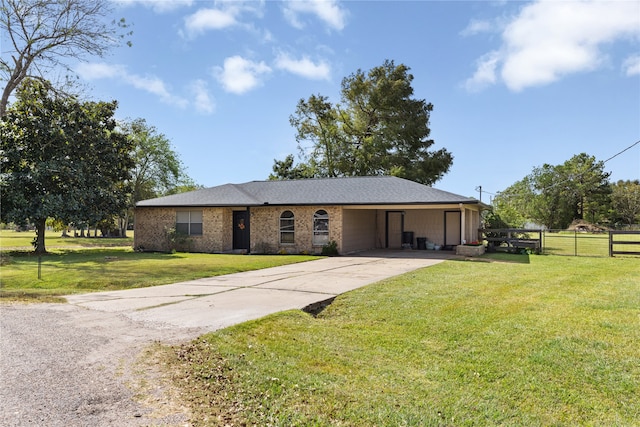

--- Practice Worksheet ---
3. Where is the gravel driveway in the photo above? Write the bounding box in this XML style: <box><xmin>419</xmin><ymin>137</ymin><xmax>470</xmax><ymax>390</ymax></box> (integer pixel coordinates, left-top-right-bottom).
<box><xmin>0</xmin><ymin>303</ymin><xmax>205</xmax><ymax>426</ymax></box>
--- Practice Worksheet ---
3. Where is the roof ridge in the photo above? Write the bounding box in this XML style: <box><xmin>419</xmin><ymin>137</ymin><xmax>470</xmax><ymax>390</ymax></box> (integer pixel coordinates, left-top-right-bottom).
<box><xmin>232</xmin><ymin>182</ymin><xmax>263</xmax><ymax>204</ymax></box>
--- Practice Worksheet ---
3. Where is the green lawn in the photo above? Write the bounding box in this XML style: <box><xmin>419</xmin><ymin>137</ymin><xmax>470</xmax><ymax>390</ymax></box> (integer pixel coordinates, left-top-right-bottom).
<box><xmin>164</xmin><ymin>255</ymin><xmax>640</xmax><ymax>426</ymax></box>
<box><xmin>0</xmin><ymin>230</ymin><xmax>318</xmax><ymax>301</ymax></box>
<box><xmin>542</xmin><ymin>231</ymin><xmax>640</xmax><ymax>257</ymax></box>
<box><xmin>0</xmin><ymin>229</ymin><xmax>135</xmax><ymax>249</ymax></box>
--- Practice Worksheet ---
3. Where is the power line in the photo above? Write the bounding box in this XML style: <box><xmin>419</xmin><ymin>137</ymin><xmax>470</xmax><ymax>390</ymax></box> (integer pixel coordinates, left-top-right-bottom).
<box><xmin>602</xmin><ymin>140</ymin><xmax>639</xmax><ymax>164</ymax></box>
<box><xmin>493</xmin><ymin>139</ymin><xmax>640</xmax><ymax>200</ymax></box>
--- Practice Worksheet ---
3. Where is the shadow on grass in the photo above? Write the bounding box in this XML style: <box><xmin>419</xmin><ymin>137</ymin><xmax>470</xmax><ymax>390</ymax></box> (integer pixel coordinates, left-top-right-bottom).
<box><xmin>453</xmin><ymin>253</ymin><xmax>532</xmax><ymax>264</ymax></box>
<box><xmin>3</xmin><ymin>249</ymin><xmax>178</xmax><ymax>261</ymax></box>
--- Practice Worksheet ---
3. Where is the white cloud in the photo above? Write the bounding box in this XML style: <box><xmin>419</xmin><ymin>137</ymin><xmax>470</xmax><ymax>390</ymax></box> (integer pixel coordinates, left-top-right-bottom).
<box><xmin>76</xmin><ymin>62</ymin><xmax>188</xmax><ymax>109</ymax></box>
<box><xmin>76</xmin><ymin>62</ymin><xmax>125</xmax><ymax>79</ymax></box>
<box><xmin>182</xmin><ymin>1</ymin><xmax>266</xmax><ymax>38</ymax></box>
<box><xmin>283</xmin><ymin>0</ymin><xmax>347</xmax><ymax>31</ymax></box>
<box><xmin>274</xmin><ymin>53</ymin><xmax>330</xmax><ymax>80</ymax></box>
<box><xmin>460</xmin><ymin>19</ymin><xmax>494</xmax><ymax>37</ymax></box>
<box><xmin>184</xmin><ymin>8</ymin><xmax>237</xmax><ymax>36</ymax></box>
<box><xmin>463</xmin><ymin>51</ymin><xmax>500</xmax><ymax>92</ymax></box>
<box><xmin>464</xmin><ymin>0</ymin><xmax>640</xmax><ymax>92</ymax></box>
<box><xmin>115</xmin><ymin>0</ymin><xmax>194</xmax><ymax>13</ymax></box>
<box><xmin>623</xmin><ymin>55</ymin><xmax>640</xmax><ymax>76</ymax></box>
<box><xmin>189</xmin><ymin>79</ymin><xmax>215</xmax><ymax>114</ymax></box>
<box><xmin>212</xmin><ymin>56</ymin><xmax>271</xmax><ymax>94</ymax></box>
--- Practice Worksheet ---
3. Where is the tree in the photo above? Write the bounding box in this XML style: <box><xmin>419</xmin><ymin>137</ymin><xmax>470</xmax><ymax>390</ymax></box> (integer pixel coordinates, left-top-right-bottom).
<box><xmin>271</xmin><ymin>60</ymin><xmax>453</xmax><ymax>185</ymax></box>
<box><xmin>0</xmin><ymin>0</ymin><xmax>131</xmax><ymax>117</ymax></box>
<box><xmin>0</xmin><ymin>79</ymin><xmax>134</xmax><ymax>253</ymax></box>
<box><xmin>118</xmin><ymin>118</ymin><xmax>197</xmax><ymax>236</ymax></box>
<box><xmin>494</xmin><ymin>153</ymin><xmax>611</xmax><ymax>229</ymax></box>
<box><xmin>269</xmin><ymin>154</ymin><xmax>316</xmax><ymax>180</ymax></box>
<box><xmin>610</xmin><ymin>180</ymin><xmax>640</xmax><ymax>226</ymax></box>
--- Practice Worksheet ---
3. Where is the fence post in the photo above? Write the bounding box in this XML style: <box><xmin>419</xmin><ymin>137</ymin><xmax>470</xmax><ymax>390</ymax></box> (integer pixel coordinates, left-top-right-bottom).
<box><xmin>609</xmin><ymin>231</ymin><xmax>612</xmax><ymax>257</ymax></box>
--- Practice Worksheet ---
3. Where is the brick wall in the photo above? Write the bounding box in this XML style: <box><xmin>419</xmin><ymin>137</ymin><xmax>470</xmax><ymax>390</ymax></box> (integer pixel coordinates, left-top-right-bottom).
<box><xmin>250</xmin><ymin>205</ymin><xmax>342</xmax><ymax>254</ymax></box>
<box><xmin>134</xmin><ymin>207</ymin><xmax>229</xmax><ymax>253</ymax></box>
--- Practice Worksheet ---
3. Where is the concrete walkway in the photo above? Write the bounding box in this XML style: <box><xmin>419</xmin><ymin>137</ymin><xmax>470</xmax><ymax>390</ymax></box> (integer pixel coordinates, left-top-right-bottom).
<box><xmin>66</xmin><ymin>250</ymin><xmax>453</xmax><ymax>332</ymax></box>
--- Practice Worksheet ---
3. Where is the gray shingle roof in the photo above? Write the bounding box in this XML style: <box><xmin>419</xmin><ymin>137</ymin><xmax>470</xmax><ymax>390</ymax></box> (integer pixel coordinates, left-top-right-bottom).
<box><xmin>136</xmin><ymin>176</ymin><xmax>480</xmax><ymax>207</ymax></box>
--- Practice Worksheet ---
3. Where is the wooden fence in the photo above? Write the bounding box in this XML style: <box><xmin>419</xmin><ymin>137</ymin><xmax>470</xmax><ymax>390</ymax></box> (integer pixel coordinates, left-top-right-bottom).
<box><xmin>479</xmin><ymin>229</ymin><xmax>542</xmax><ymax>254</ymax></box>
<box><xmin>609</xmin><ymin>231</ymin><xmax>640</xmax><ymax>257</ymax></box>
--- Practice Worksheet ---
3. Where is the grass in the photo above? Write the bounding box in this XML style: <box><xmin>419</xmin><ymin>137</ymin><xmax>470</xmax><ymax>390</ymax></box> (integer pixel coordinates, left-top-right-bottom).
<box><xmin>163</xmin><ymin>255</ymin><xmax>640</xmax><ymax>426</ymax></box>
<box><xmin>542</xmin><ymin>231</ymin><xmax>640</xmax><ymax>257</ymax></box>
<box><xmin>0</xmin><ymin>230</ymin><xmax>318</xmax><ymax>302</ymax></box>
<box><xmin>0</xmin><ymin>229</ymin><xmax>135</xmax><ymax>249</ymax></box>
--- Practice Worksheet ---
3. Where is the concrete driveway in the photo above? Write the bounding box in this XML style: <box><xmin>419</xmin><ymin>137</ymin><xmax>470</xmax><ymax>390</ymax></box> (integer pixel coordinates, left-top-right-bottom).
<box><xmin>66</xmin><ymin>250</ymin><xmax>453</xmax><ymax>332</ymax></box>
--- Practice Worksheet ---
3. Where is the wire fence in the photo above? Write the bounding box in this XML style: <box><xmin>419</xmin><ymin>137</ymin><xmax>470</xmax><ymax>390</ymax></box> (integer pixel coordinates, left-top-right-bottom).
<box><xmin>542</xmin><ymin>230</ymin><xmax>640</xmax><ymax>257</ymax></box>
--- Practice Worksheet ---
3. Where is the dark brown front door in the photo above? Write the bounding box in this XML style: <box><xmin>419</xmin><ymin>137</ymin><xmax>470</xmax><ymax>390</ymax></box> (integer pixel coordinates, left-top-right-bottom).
<box><xmin>233</xmin><ymin>210</ymin><xmax>250</xmax><ymax>251</ymax></box>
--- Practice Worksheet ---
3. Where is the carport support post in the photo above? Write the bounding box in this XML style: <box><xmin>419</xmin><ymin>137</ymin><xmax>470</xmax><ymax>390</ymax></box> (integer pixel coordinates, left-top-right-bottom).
<box><xmin>459</xmin><ymin>204</ymin><xmax>466</xmax><ymax>244</ymax></box>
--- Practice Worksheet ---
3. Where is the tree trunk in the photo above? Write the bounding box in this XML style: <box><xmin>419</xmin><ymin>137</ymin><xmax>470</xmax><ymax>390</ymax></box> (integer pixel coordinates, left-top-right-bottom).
<box><xmin>34</xmin><ymin>218</ymin><xmax>47</xmax><ymax>254</ymax></box>
<box><xmin>120</xmin><ymin>213</ymin><xmax>129</xmax><ymax>238</ymax></box>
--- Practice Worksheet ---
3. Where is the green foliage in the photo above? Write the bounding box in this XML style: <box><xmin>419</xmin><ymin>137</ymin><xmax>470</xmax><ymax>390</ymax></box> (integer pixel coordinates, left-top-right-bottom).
<box><xmin>495</xmin><ymin>153</ymin><xmax>611</xmax><ymax>229</ymax></box>
<box><xmin>610</xmin><ymin>179</ymin><xmax>640</xmax><ymax>225</ymax></box>
<box><xmin>164</xmin><ymin>226</ymin><xmax>190</xmax><ymax>253</ymax></box>
<box><xmin>271</xmin><ymin>60</ymin><xmax>453</xmax><ymax>185</ymax></box>
<box><xmin>321</xmin><ymin>240</ymin><xmax>339</xmax><ymax>256</ymax></box>
<box><xmin>120</xmin><ymin>118</ymin><xmax>195</xmax><ymax>203</ymax></box>
<box><xmin>0</xmin><ymin>79</ymin><xmax>134</xmax><ymax>253</ymax></box>
<box><xmin>166</xmin><ymin>256</ymin><xmax>639</xmax><ymax>425</ymax></box>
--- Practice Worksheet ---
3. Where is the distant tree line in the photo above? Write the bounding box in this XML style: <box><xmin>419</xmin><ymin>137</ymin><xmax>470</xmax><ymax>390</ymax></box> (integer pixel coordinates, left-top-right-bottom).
<box><xmin>490</xmin><ymin>153</ymin><xmax>640</xmax><ymax>230</ymax></box>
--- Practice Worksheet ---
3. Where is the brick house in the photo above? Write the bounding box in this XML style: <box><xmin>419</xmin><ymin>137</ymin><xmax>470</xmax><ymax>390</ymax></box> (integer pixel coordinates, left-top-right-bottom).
<box><xmin>134</xmin><ymin>176</ymin><xmax>488</xmax><ymax>254</ymax></box>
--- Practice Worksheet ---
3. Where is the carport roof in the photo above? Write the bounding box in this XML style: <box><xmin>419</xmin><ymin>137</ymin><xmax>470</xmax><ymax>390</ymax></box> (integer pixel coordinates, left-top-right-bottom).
<box><xmin>136</xmin><ymin>176</ymin><xmax>483</xmax><ymax>208</ymax></box>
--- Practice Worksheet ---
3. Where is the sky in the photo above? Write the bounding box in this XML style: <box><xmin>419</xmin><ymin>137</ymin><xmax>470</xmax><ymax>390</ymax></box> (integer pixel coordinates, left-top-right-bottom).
<box><xmin>70</xmin><ymin>0</ymin><xmax>639</xmax><ymax>201</ymax></box>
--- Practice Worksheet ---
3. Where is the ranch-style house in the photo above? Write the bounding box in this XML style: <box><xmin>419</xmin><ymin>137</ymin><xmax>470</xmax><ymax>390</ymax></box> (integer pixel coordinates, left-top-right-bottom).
<box><xmin>134</xmin><ymin>176</ymin><xmax>488</xmax><ymax>255</ymax></box>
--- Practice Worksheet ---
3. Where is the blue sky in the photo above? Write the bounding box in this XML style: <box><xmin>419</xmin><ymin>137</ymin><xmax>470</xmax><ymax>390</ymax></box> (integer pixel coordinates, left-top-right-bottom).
<box><xmin>74</xmin><ymin>0</ymin><xmax>639</xmax><ymax>201</ymax></box>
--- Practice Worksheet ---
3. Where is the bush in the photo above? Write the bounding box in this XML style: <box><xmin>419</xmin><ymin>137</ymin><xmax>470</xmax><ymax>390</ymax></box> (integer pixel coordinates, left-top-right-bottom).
<box><xmin>321</xmin><ymin>240</ymin><xmax>339</xmax><ymax>256</ymax></box>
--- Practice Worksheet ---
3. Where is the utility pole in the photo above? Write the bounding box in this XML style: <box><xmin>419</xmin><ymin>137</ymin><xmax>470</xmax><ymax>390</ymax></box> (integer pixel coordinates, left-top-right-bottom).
<box><xmin>475</xmin><ymin>185</ymin><xmax>482</xmax><ymax>202</ymax></box>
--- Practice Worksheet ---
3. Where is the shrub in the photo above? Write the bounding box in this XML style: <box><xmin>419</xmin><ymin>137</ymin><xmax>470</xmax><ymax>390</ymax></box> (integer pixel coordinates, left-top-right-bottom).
<box><xmin>321</xmin><ymin>240</ymin><xmax>339</xmax><ymax>256</ymax></box>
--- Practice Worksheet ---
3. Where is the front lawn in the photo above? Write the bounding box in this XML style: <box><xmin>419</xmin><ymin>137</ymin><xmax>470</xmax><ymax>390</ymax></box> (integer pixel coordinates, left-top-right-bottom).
<box><xmin>0</xmin><ymin>248</ymin><xmax>318</xmax><ymax>302</ymax></box>
<box><xmin>0</xmin><ymin>229</ymin><xmax>134</xmax><ymax>250</ymax></box>
<box><xmin>164</xmin><ymin>255</ymin><xmax>640</xmax><ymax>426</ymax></box>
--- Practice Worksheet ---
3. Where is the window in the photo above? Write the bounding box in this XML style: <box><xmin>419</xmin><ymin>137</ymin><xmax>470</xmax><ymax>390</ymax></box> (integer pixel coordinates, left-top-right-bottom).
<box><xmin>176</xmin><ymin>210</ymin><xmax>203</xmax><ymax>236</ymax></box>
<box><xmin>313</xmin><ymin>209</ymin><xmax>329</xmax><ymax>246</ymax></box>
<box><xmin>280</xmin><ymin>211</ymin><xmax>295</xmax><ymax>244</ymax></box>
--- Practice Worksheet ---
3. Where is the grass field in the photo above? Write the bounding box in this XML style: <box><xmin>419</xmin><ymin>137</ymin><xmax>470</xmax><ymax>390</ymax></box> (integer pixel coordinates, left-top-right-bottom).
<box><xmin>0</xmin><ymin>229</ymin><xmax>135</xmax><ymax>249</ymax></box>
<box><xmin>163</xmin><ymin>255</ymin><xmax>640</xmax><ymax>426</ymax></box>
<box><xmin>0</xmin><ymin>230</ymin><xmax>317</xmax><ymax>301</ymax></box>
<box><xmin>542</xmin><ymin>231</ymin><xmax>640</xmax><ymax>257</ymax></box>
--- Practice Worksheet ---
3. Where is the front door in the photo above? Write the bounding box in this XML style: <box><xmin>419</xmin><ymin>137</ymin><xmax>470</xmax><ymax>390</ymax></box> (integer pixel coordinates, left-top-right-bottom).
<box><xmin>233</xmin><ymin>210</ymin><xmax>250</xmax><ymax>251</ymax></box>
<box><xmin>386</xmin><ymin>211</ymin><xmax>403</xmax><ymax>249</ymax></box>
<box><xmin>444</xmin><ymin>211</ymin><xmax>461</xmax><ymax>248</ymax></box>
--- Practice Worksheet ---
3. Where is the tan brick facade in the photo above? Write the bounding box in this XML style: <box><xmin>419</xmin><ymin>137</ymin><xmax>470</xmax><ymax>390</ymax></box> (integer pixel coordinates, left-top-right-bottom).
<box><xmin>134</xmin><ymin>205</ymin><xmax>481</xmax><ymax>254</ymax></box>
<box><xmin>249</xmin><ymin>205</ymin><xmax>342</xmax><ymax>254</ymax></box>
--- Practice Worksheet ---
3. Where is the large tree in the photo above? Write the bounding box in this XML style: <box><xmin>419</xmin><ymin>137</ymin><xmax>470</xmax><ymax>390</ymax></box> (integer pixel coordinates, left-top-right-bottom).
<box><xmin>271</xmin><ymin>60</ymin><xmax>453</xmax><ymax>185</ymax></box>
<box><xmin>118</xmin><ymin>118</ymin><xmax>197</xmax><ymax>236</ymax></box>
<box><xmin>0</xmin><ymin>0</ymin><xmax>130</xmax><ymax>116</ymax></box>
<box><xmin>0</xmin><ymin>79</ymin><xmax>134</xmax><ymax>253</ymax></box>
<box><xmin>610</xmin><ymin>180</ymin><xmax>640</xmax><ymax>226</ymax></box>
<box><xmin>494</xmin><ymin>153</ymin><xmax>611</xmax><ymax>229</ymax></box>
